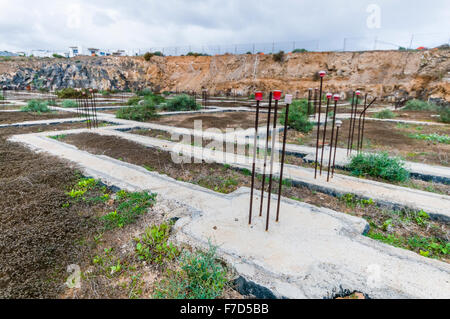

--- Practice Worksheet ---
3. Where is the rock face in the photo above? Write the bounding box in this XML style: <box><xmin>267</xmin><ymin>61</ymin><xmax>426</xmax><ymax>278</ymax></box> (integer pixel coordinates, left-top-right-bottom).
<box><xmin>0</xmin><ymin>50</ymin><xmax>449</xmax><ymax>102</ymax></box>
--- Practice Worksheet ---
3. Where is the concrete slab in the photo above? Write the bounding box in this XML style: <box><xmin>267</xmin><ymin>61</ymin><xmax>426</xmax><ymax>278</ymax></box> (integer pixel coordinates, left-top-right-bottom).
<box><xmin>8</xmin><ymin>133</ymin><xmax>450</xmax><ymax>299</ymax></box>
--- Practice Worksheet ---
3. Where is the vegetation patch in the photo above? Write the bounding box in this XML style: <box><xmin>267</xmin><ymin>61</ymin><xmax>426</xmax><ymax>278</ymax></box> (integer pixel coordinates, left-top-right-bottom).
<box><xmin>373</xmin><ymin>109</ymin><xmax>396</xmax><ymax>119</ymax></box>
<box><xmin>134</xmin><ymin>223</ymin><xmax>180</xmax><ymax>265</ymax></box>
<box><xmin>439</xmin><ymin>107</ymin><xmax>450</xmax><ymax>123</ymax></box>
<box><xmin>56</xmin><ymin>88</ymin><xmax>82</xmax><ymax>99</ymax></box>
<box><xmin>162</xmin><ymin>94</ymin><xmax>201</xmax><ymax>112</ymax></box>
<box><xmin>279</xmin><ymin>99</ymin><xmax>313</xmax><ymax>133</ymax></box>
<box><xmin>408</xmin><ymin>133</ymin><xmax>450</xmax><ymax>144</ymax></box>
<box><xmin>403</xmin><ymin>99</ymin><xmax>438</xmax><ymax>111</ymax></box>
<box><xmin>21</xmin><ymin>99</ymin><xmax>51</xmax><ymax>113</ymax></box>
<box><xmin>116</xmin><ymin>103</ymin><xmax>159</xmax><ymax>121</ymax></box>
<box><xmin>62</xmin><ymin>99</ymin><xmax>77</xmax><ymax>108</ymax></box>
<box><xmin>153</xmin><ymin>244</ymin><xmax>229</xmax><ymax>299</ymax></box>
<box><xmin>101</xmin><ymin>190</ymin><xmax>157</xmax><ymax>230</ymax></box>
<box><xmin>348</xmin><ymin>152</ymin><xmax>410</xmax><ymax>182</ymax></box>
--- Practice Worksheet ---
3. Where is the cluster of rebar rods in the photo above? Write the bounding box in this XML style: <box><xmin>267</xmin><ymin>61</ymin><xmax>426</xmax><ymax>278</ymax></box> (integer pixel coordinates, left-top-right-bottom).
<box><xmin>249</xmin><ymin>91</ymin><xmax>292</xmax><ymax>231</ymax></box>
<box><xmin>202</xmin><ymin>90</ymin><xmax>209</xmax><ymax>108</ymax></box>
<box><xmin>75</xmin><ymin>89</ymin><xmax>99</xmax><ymax>129</ymax></box>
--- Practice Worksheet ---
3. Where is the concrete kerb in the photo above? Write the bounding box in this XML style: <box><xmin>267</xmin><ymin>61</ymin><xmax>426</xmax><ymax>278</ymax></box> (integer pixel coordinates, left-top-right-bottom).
<box><xmin>8</xmin><ymin>132</ymin><xmax>450</xmax><ymax>299</ymax></box>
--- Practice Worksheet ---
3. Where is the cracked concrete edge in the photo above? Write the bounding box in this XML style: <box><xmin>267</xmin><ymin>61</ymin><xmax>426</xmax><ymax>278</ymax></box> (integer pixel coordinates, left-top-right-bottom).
<box><xmin>173</xmin><ymin>188</ymin><xmax>450</xmax><ymax>299</ymax></box>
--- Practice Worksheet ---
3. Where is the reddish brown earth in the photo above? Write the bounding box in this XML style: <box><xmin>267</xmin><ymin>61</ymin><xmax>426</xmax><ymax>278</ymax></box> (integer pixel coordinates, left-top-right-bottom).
<box><xmin>148</xmin><ymin>111</ymin><xmax>266</xmax><ymax>130</ymax></box>
<box><xmin>0</xmin><ymin>111</ymin><xmax>75</xmax><ymax>124</ymax></box>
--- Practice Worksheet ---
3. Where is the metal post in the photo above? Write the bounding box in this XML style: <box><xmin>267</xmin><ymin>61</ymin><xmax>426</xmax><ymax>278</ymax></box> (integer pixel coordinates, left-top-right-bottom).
<box><xmin>332</xmin><ymin>122</ymin><xmax>341</xmax><ymax>177</ymax></box>
<box><xmin>320</xmin><ymin>93</ymin><xmax>332</xmax><ymax>175</ymax></box>
<box><xmin>358</xmin><ymin>97</ymin><xmax>377</xmax><ymax>152</ymax></box>
<box><xmin>266</xmin><ymin>90</ymin><xmax>281</xmax><ymax>231</ymax></box>
<box><xmin>307</xmin><ymin>88</ymin><xmax>312</xmax><ymax>115</ymax></box>
<box><xmin>313</xmin><ymin>88</ymin><xmax>318</xmax><ymax>115</ymax></box>
<box><xmin>276</xmin><ymin>94</ymin><xmax>292</xmax><ymax>222</ymax></box>
<box><xmin>314</xmin><ymin>71</ymin><xmax>326</xmax><ymax>179</ymax></box>
<box><xmin>357</xmin><ymin>94</ymin><xmax>367</xmax><ymax>152</ymax></box>
<box><xmin>349</xmin><ymin>91</ymin><xmax>360</xmax><ymax>154</ymax></box>
<box><xmin>327</xmin><ymin>95</ymin><xmax>339</xmax><ymax>182</ymax></box>
<box><xmin>249</xmin><ymin>94</ymin><xmax>262</xmax><ymax>225</ymax></box>
<box><xmin>259</xmin><ymin>92</ymin><xmax>273</xmax><ymax>217</ymax></box>
<box><xmin>347</xmin><ymin>92</ymin><xmax>355</xmax><ymax>155</ymax></box>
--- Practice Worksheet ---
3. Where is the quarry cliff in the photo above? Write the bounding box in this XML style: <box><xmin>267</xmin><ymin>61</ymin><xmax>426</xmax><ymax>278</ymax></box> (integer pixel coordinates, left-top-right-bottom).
<box><xmin>0</xmin><ymin>49</ymin><xmax>449</xmax><ymax>102</ymax></box>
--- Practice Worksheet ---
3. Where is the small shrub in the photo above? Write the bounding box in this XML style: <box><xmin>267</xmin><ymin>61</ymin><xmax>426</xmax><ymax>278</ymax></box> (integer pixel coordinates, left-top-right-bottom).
<box><xmin>21</xmin><ymin>99</ymin><xmax>51</xmax><ymax>113</ymax></box>
<box><xmin>116</xmin><ymin>103</ymin><xmax>159</xmax><ymax>121</ymax></box>
<box><xmin>186</xmin><ymin>52</ymin><xmax>209</xmax><ymax>57</ymax></box>
<box><xmin>153</xmin><ymin>244</ymin><xmax>228</xmax><ymax>299</ymax></box>
<box><xmin>403</xmin><ymin>99</ymin><xmax>438</xmax><ymax>111</ymax></box>
<box><xmin>143</xmin><ymin>52</ymin><xmax>154</xmax><ymax>61</ymax></box>
<box><xmin>349</xmin><ymin>152</ymin><xmax>410</xmax><ymax>182</ymax></box>
<box><xmin>163</xmin><ymin>94</ymin><xmax>201</xmax><ymax>111</ymax></box>
<box><xmin>127</xmin><ymin>96</ymin><xmax>142</xmax><ymax>105</ymax></box>
<box><xmin>61</xmin><ymin>99</ymin><xmax>77</xmax><ymax>108</ymax></box>
<box><xmin>0</xmin><ymin>94</ymin><xmax>4</xmax><ymax>100</ymax></box>
<box><xmin>439</xmin><ymin>107</ymin><xmax>450</xmax><ymax>123</ymax></box>
<box><xmin>134</xmin><ymin>223</ymin><xmax>180</xmax><ymax>265</ymax></box>
<box><xmin>373</xmin><ymin>109</ymin><xmax>396</xmax><ymax>119</ymax></box>
<box><xmin>56</xmin><ymin>88</ymin><xmax>82</xmax><ymax>99</ymax></box>
<box><xmin>46</xmin><ymin>99</ymin><xmax>57</xmax><ymax>106</ymax></box>
<box><xmin>279</xmin><ymin>99</ymin><xmax>313</xmax><ymax>133</ymax></box>
<box><xmin>292</xmin><ymin>48</ymin><xmax>308</xmax><ymax>53</ymax></box>
<box><xmin>101</xmin><ymin>191</ymin><xmax>157</xmax><ymax>229</ymax></box>
<box><xmin>52</xmin><ymin>53</ymin><xmax>65</xmax><ymax>59</ymax></box>
<box><xmin>273</xmin><ymin>50</ymin><xmax>285</xmax><ymax>62</ymax></box>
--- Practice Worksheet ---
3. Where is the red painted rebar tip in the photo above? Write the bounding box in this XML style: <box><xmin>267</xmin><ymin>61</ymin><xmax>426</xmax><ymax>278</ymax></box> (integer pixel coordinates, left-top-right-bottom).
<box><xmin>273</xmin><ymin>90</ymin><xmax>282</xmax><ymax>100</ymax></box>
<box><xmin>356</xmin><ymin>90</ymin><xmax>361</xmax><ymax>96</ymax></box>
<box><xmin>319</xmin><ymin>70</ymin><xmax>326</xmax><ymax>78</ymax></box>
<box><xmin>326</xmin><ymin>93</ymin><xmax>332</xmax><ymax>99</ymax></box>
<box><xmin>333</xmin><ymin>94</ymin><xmax>340</xmax><ymax>101</ymax></box>
<box><xmin>255</xmin><ymin>91</ymin><xmax>263</xmax><ymax>101</ymax></box>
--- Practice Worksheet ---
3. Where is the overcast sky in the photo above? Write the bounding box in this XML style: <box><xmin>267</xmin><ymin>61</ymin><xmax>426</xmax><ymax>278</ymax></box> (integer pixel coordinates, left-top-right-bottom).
<box><xmin>0</xmin><ymin>0</ymin><xmax>449</xmax><ymax>52</ymax></box>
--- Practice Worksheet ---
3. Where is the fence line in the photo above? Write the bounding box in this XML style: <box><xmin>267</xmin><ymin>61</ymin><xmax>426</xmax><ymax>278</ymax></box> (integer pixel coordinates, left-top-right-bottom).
<box><xmin>16</xmin><ymin>33</ymin><xmax>450</xmax><ymax>58</ymax></box>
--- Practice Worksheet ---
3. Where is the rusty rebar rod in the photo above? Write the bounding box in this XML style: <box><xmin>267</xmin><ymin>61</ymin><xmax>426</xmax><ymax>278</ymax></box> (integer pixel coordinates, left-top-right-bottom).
<box><xmin>313</xmin><ymin>88</ymin><xmax>318</xmax><ymax>115</ymax></box>
<box><xmin>347</xmin><ymin>92</ymin><xmax>355</xmax><ymax>156</ymax></box>
<box><xmin>266</xmin><ymin>91</ymin><xmax>281</xmax><ymax>231</ymax></box>
<box><xmin>259</xmin><ymin>92</ymin><xmax>273</xmax><ymax>217</ymax></box>
<box><xmin>319</xmin><ymin>93</ymin><xmax>332</xmax><ymax>175</ymax></box>
<box><xmin>327</xmin><ymin>95</ymin><xmax>339</xmax><ymax>182</ymax></box>
<box><xmin>249</xmin><ymin>94</ymin><xmax>262</xmax><ymax>225</ymax></box>
<box><xmin>357</xmin><ymin>94</ymin><xmax>367</xmax><ymax>152</ymax></box>
<box><xmin>349</xmin><ymin>91</ymin><xmax>360</xmax><ymax>154</ymax></box>
<box><xmin>358</xmin><ymin>97</ymin><xmax>377</xmax><ymax>152</ymax></box>
<box><xmin>332</xmin><ymin>122</ymin><xmax>341</xmax><ymax>178</ymax></box>
<box><xmin>314</xmin><ymin>72</ymin><xmax>325</xmax><ymax>178</ymax></box>
<box><xmin>276</xmin><ymin>95</ymin><xmax>292</xmax><ymax>223</ymax></box>
<box><xmin>307</xmin><ymin>88</ymin><xmax>312</xmax><ymax>115</ymax></box>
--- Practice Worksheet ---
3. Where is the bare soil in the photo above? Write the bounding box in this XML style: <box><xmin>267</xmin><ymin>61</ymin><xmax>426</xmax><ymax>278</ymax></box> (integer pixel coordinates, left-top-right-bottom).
<box><xmin>0</xmin><ymin>111</ymin><xmax>75</xmax><ymax>124</ymax></box>
<box><xmin>147</xmin><ymin>111</ymin><xmax>265</xmax><ymax>130</ymax></box>
<box><xmin>284</xmin><ymin>120</ymin><xmax>450</xmax><ymax>167</ymax></box>
<box><xmin>0</xmin><ymin>131</ymin><xmax>110</xmax><ymax>298</ymax></box>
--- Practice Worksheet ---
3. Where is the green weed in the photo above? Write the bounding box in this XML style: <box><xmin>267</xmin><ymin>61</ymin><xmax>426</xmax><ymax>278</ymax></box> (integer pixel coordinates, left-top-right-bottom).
<box><xmin>348</xmin><ymin>152</ymin><xmax>410</xmax><ymax>182</ymax></box>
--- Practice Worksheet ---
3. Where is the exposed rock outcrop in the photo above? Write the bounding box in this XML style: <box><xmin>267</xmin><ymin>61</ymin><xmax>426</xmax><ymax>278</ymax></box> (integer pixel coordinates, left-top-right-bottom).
<box><xmin>0</xmin><ymin>49</ymin><xmax>449</xmax><ymax>102</ymax></box>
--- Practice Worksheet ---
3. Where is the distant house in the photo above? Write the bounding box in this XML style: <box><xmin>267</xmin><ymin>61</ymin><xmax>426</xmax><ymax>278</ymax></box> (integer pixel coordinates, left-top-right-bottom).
<box><xmin>69</xmin><ymin>46</ymin><xmax>81</xmax><ymax>57</ymax></box>
<box><xmin>87</xmin><ymin>48</ymin><xmax>100</xmax><ymax>56</ymax></box>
